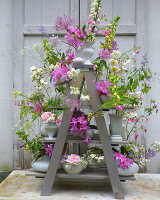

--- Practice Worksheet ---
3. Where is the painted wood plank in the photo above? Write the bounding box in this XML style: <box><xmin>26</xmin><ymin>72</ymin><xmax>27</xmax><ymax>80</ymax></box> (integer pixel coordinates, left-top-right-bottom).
<box><xmin>23</xmin><ymin>24</ymin><xmax>137</xmax><ymax>35</ymax></box>
<box><xmin>24</xmin><ymin>0</ymin><xmax>42</xmax><ymax>25</ymax></box>
<box><xmin>13</xmin><ymin>0</ymin><xmax>26</xmax><ymax>169</ymax></box>
<box><xmin>113</xmin><ymin>0</ymin><xmax>136</xmax><ymax>24</ymax></box>
<box><xmin>41</xmin><ymin>0</ymin><xmax>79</xmax><ymax>27</ymax></box>
<box><xmin>85</xmin><ymin>69</ymin><xmax>124</xmax><ymax>199</ymax></box>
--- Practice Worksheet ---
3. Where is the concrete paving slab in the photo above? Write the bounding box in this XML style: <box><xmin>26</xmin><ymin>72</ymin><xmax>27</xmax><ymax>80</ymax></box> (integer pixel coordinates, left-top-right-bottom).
<box><xmin>0</xmin><ymin>170</ymin><xmax>160</xmax><ymax>200</ymax></box>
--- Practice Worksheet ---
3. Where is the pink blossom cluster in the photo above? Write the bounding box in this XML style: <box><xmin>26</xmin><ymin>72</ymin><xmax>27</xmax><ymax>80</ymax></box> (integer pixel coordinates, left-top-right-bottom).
<box><xmin>66</xmin><ymin>97</ymin><xmax>80</xmax><ymax>111</ymax></box>
<box><xmin>55</xmin><ymin>15</ymin><xmax>75</xmax><ymax>31</ymax></box>
<box><xmin>98</xmin><ymin>41</ymin><xmax>118</xmax><ymax>60</ymax></box>
<box><xmin>70</xmin><ymin>109</ymin><xmax>90</xmax><ymax>136</ymax></box>
<box><xmin>14</xmin><ymin>101</ymin><xmax>21</xmax><ymax>106</ymax></box>
<box><xmin>66</xmin><ymin>154</ymin><xmax>81</xmax><ymax>164</ymax></box>
<box><xmin>41</xmin><ymin>112</ymin><xmax>52</xmax><ymax>123</ymax></box>
<box><xmin>63</xmin><ymin>50</ymin><xmax>75</xmax><ymax>66</ymax></box>
<box><xmin>114</xmin><ymin>151</ymin><xmax>133</xmax><ymax>169</ymax></box>
<box><xmin>51</xmin><ymin>65</ymin><xmax>70</xmax><ymax>85</ymax></box>
<box><xmin>44</xmin><ymin>143</ymin><xmax>54</xmax><ymax>158</ymax></box>
<box><xmin>116</xmin><ymin>105</ymin><xmax>124</xmax><ymax>112</ymax></box>
<box><xmin>96</xmin><ymin>80</ymin><xmax>113</xmax><ymax>97</ymax></box>
<box><xmin>14</xmin><ymin>101</ymin><xmax>30</xmax><ymax>106</ymax></box>
<box><xmin>61</xmin><ymin>154</ymin><xmax>81</xmax><ymax>165</ymax></box>
<box><xmin>64</xmin><ymin>26</ymin><xmax>87</xmax><ymax>48</ymax></box>
<box><xmin>129</xmin><ymin>118</ymin><xmax>139</xmax><ymax>123</ymax></box>
<box><xmin>33</xmin><ymin>101</ymin><xmax>45</xmax><ymax>114</ymax></box>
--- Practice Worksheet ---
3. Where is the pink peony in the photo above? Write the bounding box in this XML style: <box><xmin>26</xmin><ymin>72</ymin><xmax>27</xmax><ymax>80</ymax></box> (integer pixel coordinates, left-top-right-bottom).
<box><xmin>41</xmin><ymin>112</ymin><xmax>52</xmax><ymax>123</ymax></box>
<box><xmin>66</xmin><ymin>154</ymin><xmax>81</xmax><ymax>164</ymax></box>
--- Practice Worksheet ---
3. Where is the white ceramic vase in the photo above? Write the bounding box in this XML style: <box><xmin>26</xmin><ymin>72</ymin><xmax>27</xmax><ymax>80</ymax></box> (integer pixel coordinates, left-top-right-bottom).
<box><xmin>83</xmin><ymin>41</ymin><xmax>94</xmax><ymax>65</ymax></box>
<box><xmin>73</xmin><ymin>48</ymin><xmax>84</xmax><ymax>65</ymax></box>
<box><xmin>32</xmin><ymin>155</ymin><xmax>61</xmax><ymax>172</ymax></box>
<box><xmin>31</xmin><ymin>155</ymin><xmax>50</xmax><ymax>172</ymax></box>
<box><xmin>109</xmin><ymin>113</ymin><xmax>123</xmax><ymax>141</ymax></box>
<box><xmin>43</xmin><ymin>123</ymin><xmax>58</xmax><ymax>138</ymax></box>
<box><xmin>118</xmin><ymin>162</ymin><xmax>139</xmax><ymax>176</ymax></box>
<box><xmin>62</xmin><ymin>162</ymin><xmax>86</xmax><ymax>175</ymax></box>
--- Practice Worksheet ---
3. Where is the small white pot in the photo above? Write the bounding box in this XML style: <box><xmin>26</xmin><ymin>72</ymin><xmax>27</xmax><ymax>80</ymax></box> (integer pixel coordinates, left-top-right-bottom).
<box><xmin>118</xmin><ymin>162</ymin><xmax>139</xmax><ymax>176</ymax></box>
<box><xmin>62</xmin><ymin>162</ymin><xmax>87</xmax><ymax>175</ymax></box>
<box><xmin>43</xmin><ymin>123</ymin><xmax>58</xmax><ymax>138</ymax></box>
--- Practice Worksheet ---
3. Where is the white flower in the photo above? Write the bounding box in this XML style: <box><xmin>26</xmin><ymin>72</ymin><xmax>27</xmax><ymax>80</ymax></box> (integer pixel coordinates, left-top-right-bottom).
<box><xmin>91</xmin><ymin>2</ymin><xmax>98</xmax><ymax>7</ymax></box>
<box><xmin>49</xmin><ymin>64</ymin><xmax>54</xmax><ymax>71</ymax></box>
<box><xmin>30</xmin><ymin>75</ymin><xmax>34</xmax><ymax>80</ymax></box>
<box><xmin>111</xmin><ymin>50</ymin><xmax>121</xmax><ymax>59</ymax></box>
<box><xmin>80</xmin><ymin>95</ymin><xmax>90</xmax><ymax>101</ymax></box>
<box><xmin>67</xmin><ymin>71</ymin><xmax>73</xmax><ymax>79</ymax></box>
<box><xmin>109</xmin><ymin>59</ymin><xmax>118</xmax><ymax>66</ymax></box>
<box><xmin>40</xmin><ymin>79</ymin><xmax>48</xmax><ymax>85</ymax></box>
<box><xmin>35</xmin><ymin>85</ymin><xmax>42</xmax><ymax>90</ymax></box>
<box><xmin>37</xmin><ymin>68</ymin><xmax>43</xmax><ymax>73</ymax></box>
<box><xmin>70</xmin><ymin>86</ymin><xmax>80</xmax><ymax>95</ymax></box>
<box><xmin>111</xmin><ymin>66</ymin><xmax>119</xmax><ymax>73</ymax></box>
<box><xmin>30</xmin><ymin>66</ymin><xmax>37</xmax><ymax>73</ymax></box>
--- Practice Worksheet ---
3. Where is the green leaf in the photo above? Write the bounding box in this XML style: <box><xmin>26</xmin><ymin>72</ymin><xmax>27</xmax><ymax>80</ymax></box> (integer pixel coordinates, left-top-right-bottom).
<box><xmin>101</xmin><ymin>100</ymin><xmax>114</xmax><ymax>108</ymax></box>
<box><xmin>32</xmin><ymin>112</ymin><xmax>38</xmax><ymax>122</ymax></box>
<box><xmin>148</xmin><ymin>68</ymin><xmax>152</xmax><ymax>75</ymax></box>
<box><xmin>24</xmin><ymin>120</ymin><xmax>31</xmax><ymax>131</ymax></box>
<box><xmin>23</xmin><ymin>106</ymin><xmax>30</xmax><ymax>117</ymax></box>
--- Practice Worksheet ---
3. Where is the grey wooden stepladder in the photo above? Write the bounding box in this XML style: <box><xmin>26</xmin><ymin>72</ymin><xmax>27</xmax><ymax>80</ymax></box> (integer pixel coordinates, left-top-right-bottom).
<box><xmin>41</xmin><ymin>65</ymin><xmax>124</xmax><ymax>199</ymax></box>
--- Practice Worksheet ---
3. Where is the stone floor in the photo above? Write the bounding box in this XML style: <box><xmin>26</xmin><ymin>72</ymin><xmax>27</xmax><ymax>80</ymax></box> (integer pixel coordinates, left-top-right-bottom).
<box><xmin>0</xmin><ymin>170</ymin><xmax>160</xmax><ymax>200</ymax></box>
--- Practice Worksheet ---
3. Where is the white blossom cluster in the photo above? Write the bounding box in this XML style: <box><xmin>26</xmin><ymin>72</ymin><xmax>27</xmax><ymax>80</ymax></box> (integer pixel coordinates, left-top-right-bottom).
<box><xmin>90</xmin><ymin>0</ymin><xmax>101</xmax><ymax>24</ymax></box>
<box><xmin>84</xmin><ymin>153</ymin><xmax>104</xmax><ymax>164</ymax></box>
<box><xmin>67</xmin><ymin>68</ymin><xmax>80</xmax><ymax>79</ymax></box>
<box><xmin>80</xmin><ymin>94</ymin><xmax>90</xmax><ymax>101</ymax></box>
<box><xmin>109</xmin><ymin>50</ymin><xmax>132</xmax><ymax>74</ymax></box>
<box><xmin>70</xmin><ymin>86</ymin><xmax>80</xmax><ymax>95</ymax></box>
<box><xmin>30</xmin><ymin>66</ymin><xmax>48</xmax><ymax>89</ymax></box>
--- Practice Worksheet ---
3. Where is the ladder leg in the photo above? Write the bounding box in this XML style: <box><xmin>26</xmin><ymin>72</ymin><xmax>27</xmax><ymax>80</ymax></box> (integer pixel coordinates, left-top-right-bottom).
<box><xmin>41</xmin><ymin>109</ymin><xmax>74</xmax><ymax>196</ymax></box>
<box><xmin>85</xmin><ymin>70</ymin><xmax>124</xmax><ymax>199</ymax></box>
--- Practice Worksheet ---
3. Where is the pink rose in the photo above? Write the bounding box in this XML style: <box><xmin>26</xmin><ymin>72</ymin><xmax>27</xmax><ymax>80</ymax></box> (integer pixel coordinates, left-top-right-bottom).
<box><xmin>41</xmin><ymin>112</ymin><xmax>52</xmax><ymax>122</ymax></box>
<box><xmin>66</xmin><ymin>154</ymin><xmax>81</xmax><ymax>164</ymax></box>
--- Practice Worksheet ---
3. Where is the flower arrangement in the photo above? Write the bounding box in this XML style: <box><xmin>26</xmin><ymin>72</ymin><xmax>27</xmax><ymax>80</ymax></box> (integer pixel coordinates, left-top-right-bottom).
<box><xmin>12</xmin><ymin>0</ymin><xmax>160</xmax><ymax>171</ymax></box>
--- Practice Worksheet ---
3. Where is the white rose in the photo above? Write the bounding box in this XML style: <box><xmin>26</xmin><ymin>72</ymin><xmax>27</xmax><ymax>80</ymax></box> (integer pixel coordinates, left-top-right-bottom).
<box><xmin>111</xmin><ymin>50</ymin><xmax>121</xmax><ymax>59</ymax></box>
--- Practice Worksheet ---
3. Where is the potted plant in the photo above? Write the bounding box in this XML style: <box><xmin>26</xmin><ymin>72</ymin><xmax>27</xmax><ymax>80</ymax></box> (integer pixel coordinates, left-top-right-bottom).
<box><xmin>15</xmin><ymin>129</ymin><xmax>55</xmax><ymax>172</ymax></box>
<box><xmin>61</xmin><ymin>154</ymin><xmax>87</xmax><ymax>175</ymax></box>
<box><xmin>113</xmin><ymin>151</ymin><xmax>139</xmax><ymax>176</ymax></box>
<box><xmin>82</xmin><ymin>147</ymin><xmax>105</xmax><ymax>171</ymax></box>
<box><xmin>41</xmin><ymin>112</ymin><xmax>62</xmax><ymax>138</ymax></box>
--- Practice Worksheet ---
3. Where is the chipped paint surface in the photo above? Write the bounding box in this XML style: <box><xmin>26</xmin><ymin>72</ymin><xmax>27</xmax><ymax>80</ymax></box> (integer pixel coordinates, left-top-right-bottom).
<box><xmin>0</xmin><ymin>171</ymin><xmax>160</xmax><ymax>200</ymax></box>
